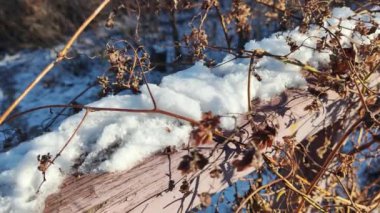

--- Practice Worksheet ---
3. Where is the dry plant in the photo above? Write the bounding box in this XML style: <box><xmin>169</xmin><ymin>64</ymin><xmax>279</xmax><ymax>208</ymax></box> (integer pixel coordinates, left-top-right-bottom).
<box><xmin>98</xmin><ymin>41</ymin><xmax>152</xmax><ymax>96</ymax></box>
<box><xmin>0</xmin><ymin>0</ymin><xmax>380</xmax><ymax>212</ymax></box>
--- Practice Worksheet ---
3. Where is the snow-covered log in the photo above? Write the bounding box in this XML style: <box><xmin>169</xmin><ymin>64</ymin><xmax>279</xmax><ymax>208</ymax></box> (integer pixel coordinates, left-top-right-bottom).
<box><xmin>1</xmin><ymin>6</ymin><xmax>379</xmax><ymax>213</ymax></box>
<box><xmin>43</xmin><ymin>86</ymin><xmax>355</xmax><ymax>212</ymax></box>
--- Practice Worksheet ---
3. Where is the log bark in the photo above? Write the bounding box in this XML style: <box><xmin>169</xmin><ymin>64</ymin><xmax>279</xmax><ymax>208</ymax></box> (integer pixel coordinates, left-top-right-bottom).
<box><xmin>44</xmin><ymin>87</ymin><xmax>357</xmax><ymax>213</ymax></box>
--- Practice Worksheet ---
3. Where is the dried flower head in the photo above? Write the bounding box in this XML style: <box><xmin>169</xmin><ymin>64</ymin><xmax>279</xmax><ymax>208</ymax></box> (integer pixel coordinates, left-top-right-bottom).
<box><xmin>97</xmin><ymin>43</ymin><xmax>151</xmax><ymax>96</ymax></box>
<box><xmin>184</xmin><ymin>28</ymin><xmax>208</xmax><ymax>60</ymax></box>
<box><xmin>179</xmin><ymin>179</ymin><xmax>190</xmax><ymax>194</ymax></box>
<box><xmin>225</xmin><ymin>0</ymin><xmax>252</xmax><ymax>33</ymax></box>
<box><xmin>37</xmin><ymin>153</ymin><xmax>53</xmax><ymax>181</ymax></box>
<box><xmin>191</xmin><ymin>111</ymin><xmax>221</xmax><ymax>146</ymax></box>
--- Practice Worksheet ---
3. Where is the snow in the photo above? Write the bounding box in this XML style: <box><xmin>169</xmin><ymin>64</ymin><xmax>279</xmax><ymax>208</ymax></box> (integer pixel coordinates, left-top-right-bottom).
<box><xmin>0</xmin><ymin>54</ymin><xmax>21</xmax><ymax>67</ymax></box>
<box><xmin>0</xmin><ymin>6</ymin><xmax>379</xmax><ymax>213</ymax></box>
<box><xmin>0</xmin><ymin>89</ymin><xmax>3</xmax><ymax>102</ymax></box>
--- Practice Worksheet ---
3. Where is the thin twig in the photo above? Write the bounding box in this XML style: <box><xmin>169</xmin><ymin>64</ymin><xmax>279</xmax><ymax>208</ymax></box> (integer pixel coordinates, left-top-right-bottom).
<box><xmin>333</xmin><ymin>174</ymin><xmax>361</xmax><ymax>212</ymax></box>
<box><xmin>37</xmin><ymin>109</ymin><xmax>90</xmax><ymax>193</ymax></box>
<box><xmin>214</xmin><ymin>1</ymin><xmax>231</xmax><ymax>49</ymax></box>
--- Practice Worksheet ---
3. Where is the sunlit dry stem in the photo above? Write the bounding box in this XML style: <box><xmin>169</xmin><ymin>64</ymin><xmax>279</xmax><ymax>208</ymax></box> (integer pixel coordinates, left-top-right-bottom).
<box><xmin>262</xmin><ymin>154</ymin><xmax>327</xmax><ymax>213</ymax></box>
<box><xmin>333</xmin><ymin>174</ymin><xmax>361</xmax><ymax>212</ymax></box>
<box><xmin>296</xmin><ymin>109</ymin><xmax>371</xmax><ymax>212</ymax></box>
<box><xmin>294</xmin><ymin>174</ymin><xmax>371</xmax><ymax>211</ymax></box>
<box><xmin>0</xmin><ymin>0</ymin><xmax>111</xmax><ymax>125</ymax></box>
<box><xmin>296</xmin><ymin>23</ymin><xmax>380</xmax><ymax>211</ymax></box>
<box><xmin>247</xmin><ymin>57</ymin><xmax>254</xmax><ymax>113</ymax></box>
<box><xmin>235</xmin><ymin>178</ymin><xmax>283</xmax><ymax>213</ymax></box>
<box><xmin>199</xmin><ymin>2</ymin><xmax>213</xmax><ymax>29</ymax></box>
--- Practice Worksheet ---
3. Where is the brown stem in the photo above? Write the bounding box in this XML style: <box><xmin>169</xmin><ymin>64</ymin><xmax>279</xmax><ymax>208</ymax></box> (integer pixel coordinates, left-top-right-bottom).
<box><xmin>169</xmin><ymin>8</ymin><xmax>181</xmax><ymax>58</ymax></box>
<box><xmin>214</xmin><ymin>2</ymin><xmax>231</xmax><ymax>49</ymax></box>
<box><xmin>6</xmin><ymin>104</ymin><xmax>200</xmax><ymax>126</ymax></box>
<box><xmin>44</xmin><ymin>83</ymin><xmax>96</xmax><ymax>130</ymax></box>
<box><xmin>134</xmin><ymin>48</ymin><xmax>157</xmax><ymax>109</ymax></box>
<box><xmin>348</xmin><ymin>139</ymin><xmax>378</xmax><ymax>155</ymax></box>
<box><xmin>247</xmin><ymin>57</ymin><xmax>254</xmax><ymax>112</ymax></box>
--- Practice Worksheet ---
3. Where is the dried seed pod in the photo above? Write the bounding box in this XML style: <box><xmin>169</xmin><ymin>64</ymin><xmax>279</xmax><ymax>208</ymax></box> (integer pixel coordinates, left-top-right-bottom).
<box><xmin>179</xmin><ymin>180</ymin><xmax>190</xmax><ymax>194</ymax></box>
<box><xmin>178</xmin><ymin>151</ymin><xmax>209</xmax><ymax>175</ymax></box>
<box><xmin>184</xmin><ymin>28</ymin><xmax>208</xmax><ymax>60</ymax></box>
<box><xmin>37</xmin><ymin>153</ymin><xmax>53</xmax><ymax>181</ymax></box>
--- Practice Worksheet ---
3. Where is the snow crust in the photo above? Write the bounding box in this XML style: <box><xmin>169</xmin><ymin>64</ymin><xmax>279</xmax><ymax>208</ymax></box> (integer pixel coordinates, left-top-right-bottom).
<box><xmin>0</xmin><ymin>7</ymin><xmax>378</xmax><ymax>213</ymax></box>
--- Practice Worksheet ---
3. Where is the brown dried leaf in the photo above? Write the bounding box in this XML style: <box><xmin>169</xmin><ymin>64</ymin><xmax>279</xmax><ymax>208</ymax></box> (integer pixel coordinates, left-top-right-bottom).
<box><xmin>178</xmin><ymin>155</ymin><xmax>192</xmax><ymax>175</ymax></box>
<box><xmin>355</xmin><ymin>21</ymin><xmax>378</xmax><ymax>36</ymax></box>
<box><xmin>178</xmin><ymin>151</ymin><xmax>209</xmax><ymax>175</ymax></box>
<box><xmin>191</xmin><ymin>112</ymin><xmax>220</xmax><ymax>146</ymax></box>
<box><xmin>37</xmin><ymin>153</ymin><xmax>53</xmax><ymax>181</ymax></box>
<box><xmin>251</xmin><ymin>124</ymin><xmax>276</xmax><ymax>150</ymax></box>
<box><xmin>232</xmin><ymin>149</ymin><xmax>256</xmax><ymax>172</ymax></box>
<box><xmin>209</xmin><ymin>168</ymin><xmax>222</xmax><ymax>178</ymax></box>
<box><xmin>179</xmin><ymin>180</ymin><xmax>190</xmax><ymax>194</ymax></box>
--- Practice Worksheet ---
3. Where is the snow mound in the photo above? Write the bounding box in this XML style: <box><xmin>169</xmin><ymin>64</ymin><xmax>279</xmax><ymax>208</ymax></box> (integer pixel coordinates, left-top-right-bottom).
<box><xmin>0</xmin><ymin>7</ymin><xmax>378</xmax><ymax>212</ymax></box>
